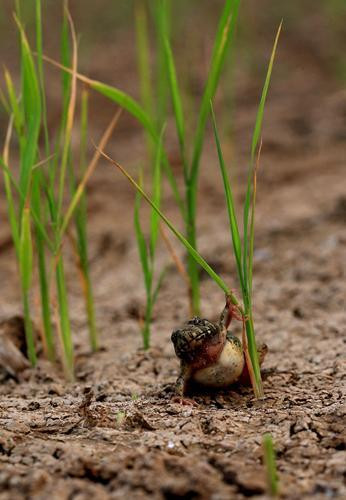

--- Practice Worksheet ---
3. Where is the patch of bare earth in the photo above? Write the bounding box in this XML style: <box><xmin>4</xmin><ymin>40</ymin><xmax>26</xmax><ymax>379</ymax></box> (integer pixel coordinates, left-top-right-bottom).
<box><xmin>0</xmin><ymin>41</ymin><xmax>345</xmax><ymax>500</ymax></box>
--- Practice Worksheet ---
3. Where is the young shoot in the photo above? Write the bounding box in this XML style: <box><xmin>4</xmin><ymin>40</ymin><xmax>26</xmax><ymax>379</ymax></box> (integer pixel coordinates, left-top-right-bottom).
<box><xmin>96</xmin><ymin>148</ymin><xmax>242</xmax><ymax>332</ymax></box>
<box><xmin>210</xmin><ymin>22</ymin><xmax>282</xmax><ymax>397</ymax></box>
<box><xmin>262</xmin><ymin>433</ymin><xmax>279</xmax><ymax>497</ymax></box>
<box><xmin>134</xmin><ymin>130</ymin><xmax>166</xmax><ymax>349</ymax></box>
<box><xmin>47</xmin><ymin>0</ymin><xmax>240</xmax><ymax>317</ymax></box>
<box><xmin>0</xmin><ymin>2</ymin><xmax>110</xmax><ymax>378</ymax></box>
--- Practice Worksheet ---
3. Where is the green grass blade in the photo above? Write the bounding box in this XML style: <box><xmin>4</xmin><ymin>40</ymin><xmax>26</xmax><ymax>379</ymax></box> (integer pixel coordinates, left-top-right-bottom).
<box><xmin>36</xmin><ymin>235</ymin><xmax>55</xmax><ymax>361</ymax></box>
<box><xmin>0</xmin><ymin>157</ymin><xmax>54</xmax><ymax>251</ymax></box>
<box><xmin>149</xmin><ymin>126</ymin><xmax>164</xmax><ymax>259</ymax></box>
<box><xmin>19</xmin><ymin>206</ymin><xmax>33</xmax><ymax>297</ymax></box>
<box><xmin>211</xmin><ymin>103</ymin><xmax>244</xmax><ymax>290</ymax></box>
<box><xmin>82</xmin><ymin>269</ymin><xmax>98</xmax><ymax>352</ymax></box>
<box><xmin>245</xmin><ymin>315</ymin><xmax>263</xmax><ymax>397</ymax></box>
<box><xmin>243</xmin><ymin>22</ymin><xmax>282</xmax><ymax>298</ymax></box>
<box><xmin>152</xmin><ymin>0</ymin><xmax>171</xmax><ymax>127</ymax></box>
<box><xmin>15</xmin><ymin>15</ymin><xmax>41</xmax><ymax>125</ymax></box>
<box><xmin>2</xmin><ymin>166</ymin><xmax>20</xmax><ymax>254</ymax></box>
<box><xmin>161</xmin><ymin>31</ymin><xmax>187</xmax><ymax>177</ymax></box>
<box><xmin>134</xmin><ymin>0</ymin><xmax>155</xmax><ymax>164</ymax></box>
<box><xmin>134</xmin><ymin>0</ymin><xmax>153</xmax><ymax>117</ymax></box>
<box><xmin>189</xmin><ymin>0</ymin><xmax>240</xmax><ymax>187</ymax></box>
<box><xmin>0</xmin><ymin>87</ymin><xmax>10</xmax><ymax>115</ymax></box>
<box><xmin>22</xmin><ymin>290</ymin><xmax>36</xmax><ymax>366</ymax></box>
<box><xmin>19</xmin><ymin>206</ymin><xmax>36</xmax><ymax>365</ymax></box>
<box><xmin>91</xmin><ymin>80</ymin><xmax>156</xmax><ymax>138</ymax></box>
<box><xmin>61</xmin><ymin>2</ymin><xmax>71</xmax><ymax>105</ymax></box>
<box><xmin>248</xmin><ymin>141</ymin><xmax>261</xmax><ymax>297</ymax></box>
<box><xmin>4</xmin><ymin>69</ymin><xmax>24</xmax><ymax>140</ymax></box>
<box><xmin>31</xmin><ymin>163</ymin><xmax>55</xmax><ymax>362</ymax></box>
<box><xmin>56</xmin><ymin>257</ymin><xmax>74</xmax><ymax>380</ymax></box>
<box><xmin>142</xmin><ymin>293</ymin><xmax>153</xmax><ymax>350</ymax></box>
<box><xmin>57</xmin><ymin>6</ymin><xmax>77</xmax><ymax>220</ymax></box>
<box><xmin>1</xmin><ymin>120</ymin><xmax>20</xmax><ymax>255</ymax></box>
<box><xmin>185</xmin><ymin>0</ymin><xmax>240</xmax><ymax>315</ymax></box>
<box><xmin>15</xmin><ymin>15</ymin><xmax>41</xmax><ymax>212</ymax></box>
<box><xmin>41</xmin><ymin>54</ymin><xmax>184</xmax><ymax>212</ymax></box>
<box><xmin>134</xmin><ymin>185</ymin><xmax>151</xmax><ymax>296</ymax></box>
<box><xmin>90</xmin><ymin>79</ymin><xmax>184</xmax><ymax>212</ymax></box>
<box><xmin>99</xmin><ymin>148</ymin><xmax>242</xmax><ymax>306</ymax></box>
<box><xmin>263</xmin><ymin>433</ymin><xmax>279</xmax><ymax>497</ymax></box>
<box><xmin>211</xmin><ymin>102</ymin><xmax>263</xmax><ymax>398</ymax></box>
<box><xmin>250</xmin><ymin>23</ymin><xmax>282</xmax><ymax>163</ymax></box>
<box><xmin>152</xmin><ymin>266</ymin><xmax>167</xmax><ymax>306</ymax></box>
<box><xmin>73</xmin><ymin>89</ymin><xmax>98</xmax><ymax>352</ymax></box>
<box><xmin>35</xmin><ymin>0</ymin><xmax>50</xmax><ymax>156</ymax></box>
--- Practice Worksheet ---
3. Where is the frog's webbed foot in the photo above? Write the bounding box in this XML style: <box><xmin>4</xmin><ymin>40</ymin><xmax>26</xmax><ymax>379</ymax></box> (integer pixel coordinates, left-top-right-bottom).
<box><xmin>171</xmin><ymin>395</ymin><xmax>198</xmax><ymax>406</ymax></box>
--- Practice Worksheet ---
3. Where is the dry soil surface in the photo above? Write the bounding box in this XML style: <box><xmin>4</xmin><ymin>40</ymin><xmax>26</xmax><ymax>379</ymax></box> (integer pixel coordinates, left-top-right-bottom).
<box><xmin>0</xmin><ymin>30</ymin><xmax>345</xmax><ymax>500</ymax></box>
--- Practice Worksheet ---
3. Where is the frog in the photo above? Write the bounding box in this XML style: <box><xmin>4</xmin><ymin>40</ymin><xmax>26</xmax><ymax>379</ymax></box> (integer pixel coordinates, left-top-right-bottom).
<box><xmin>171</xmin><ymin>297</ymin><xmax>267</xmax><ymax>398</ymax></box>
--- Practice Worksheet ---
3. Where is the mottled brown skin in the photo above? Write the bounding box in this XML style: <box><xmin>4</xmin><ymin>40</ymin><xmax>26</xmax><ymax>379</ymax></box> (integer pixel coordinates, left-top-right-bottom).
<box><xmin>171</xmin><ymin>301</ymin><xmax>267</xmax><ymax>397</ymax></box>
<box><xmin>171</xmin><ymin>317</ymin><xmax>225</xmax><ymax>396</ymax></box>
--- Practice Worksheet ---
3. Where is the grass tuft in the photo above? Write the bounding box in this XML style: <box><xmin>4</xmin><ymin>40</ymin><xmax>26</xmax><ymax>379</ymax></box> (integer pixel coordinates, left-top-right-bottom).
<box><xmin>0</xmin><ymin>1</ymin><xmax>115</xmax><ymax>378</ymax></box>
<box><xmin>263</xmin><ymin>433</ymin><xmax>279</xmax><ymax>497</ymax></box>
<box><xmin>210</xmin><ymin>22</ymin><xmax>282</xmax><ymax>398</ymax></box>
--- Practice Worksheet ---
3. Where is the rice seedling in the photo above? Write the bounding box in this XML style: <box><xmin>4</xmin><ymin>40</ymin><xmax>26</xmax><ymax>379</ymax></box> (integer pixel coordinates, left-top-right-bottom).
<box><xmin>133</xmin><ymin>129</ymin><xmax>167</xmax><ymax>349</ymax></box>
<box><xmin>46</xmin><ymin>0</ymin><xmax>238</xmax><ymax>316</ymax></box>
<box><xmin>0</xmin><ymin>1</ymin><xmax>112</xmax><ymax>377</ymax></box>
<box><xmin>263</xmin><ymin>433</ymin><xmax>279</xmax><ymax>497</ymax></box>
<box><xmin>67</xmin><ymin>89</ymin><xmax>98</xmax><ymax>352</ymax></box>
<box><xmin>211</xmin><ymin>22</ymin><xmax>282</xmax><ymax>396</ymax></box>
<box><xmin>133</xmin><ymin>2</ymin><xmax>170</xmax><ymax>349</ymax></box>
<box><xmin>95</xmin><ymin>19</ymin><xmax>281</xmax><ymax>398</ymax></box>
<box><xmin>1</xmin><ymin>7</ymin><xmax>44</xmax><ymax>367</ymax></box>
<box><xmin>160</xmin><ymin>0</ymin><xmax>241</xmax><ymax>315</ymax></box>
<box><xmin>96</xmin><ymin>148</ymin><xmax>240</xmax><ymax>307</ymax></box>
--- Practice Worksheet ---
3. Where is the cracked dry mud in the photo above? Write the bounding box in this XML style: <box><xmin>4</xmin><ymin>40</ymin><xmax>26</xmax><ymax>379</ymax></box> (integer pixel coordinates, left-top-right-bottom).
<box><xmin>0</xmin><ymin>14</ymin><xmax>346</xmax><ymax>500</ymax></box>
<box><xmin>0</xmin><ymin>130</ymin><xmax>345</xmax><ymax>498</ymax></box>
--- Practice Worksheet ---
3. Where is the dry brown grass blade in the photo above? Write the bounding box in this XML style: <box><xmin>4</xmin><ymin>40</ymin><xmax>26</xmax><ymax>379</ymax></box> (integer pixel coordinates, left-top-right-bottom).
<box><xmin>159</xmin><ymin>224</ymin><xmax>193</xmax><ymax>315</ymax></box>
<box><xmin>244</xmin><ymin>137</ymin><xmax>264</xmax><ymax>395</ymax></box>
<box><xmin>66</xmin><ymin>228</ymin><xmax>89</xmax><ymax>301</ymax></box>
<box><xmin>3</xmin><ymin>115</ymin><xmax>13</xmax><ymax>163</ymax></box>
<box><xmin>241</xmin><ymin>317</ymin><xmax>257</xmax><ymax>392</ymax></box>
<box><xmin>49</xmin><ymin>109</ymin><xmax>122</xmax><ymax>289</ymax></box>
<box><xmin>56</xmin><ymin>2</ymin><xmax>78</xmax><ymax>220</ymax></box>
<box><xmin>40</xmin><ymin>53</ymin><xmax>96</xmax><ymax>87</ymax></box>
<box><xmin>64</xmin><ymin>5</ymin><xmax>78</xmax><ymax>147</ymax></box>
<box><xmin>32</xmin><ymin>153</ymin><xmax>56</xmax><ymax>170</ymax></box>
<box><xmin>60</xmin><ymin>107</ymin><xmax>122</xmax><ymax>238</ymax></box>
<box><xmin>160</xmin><ymin>224</ymin><xmax>190</xmax><ymax>287</ymax></box>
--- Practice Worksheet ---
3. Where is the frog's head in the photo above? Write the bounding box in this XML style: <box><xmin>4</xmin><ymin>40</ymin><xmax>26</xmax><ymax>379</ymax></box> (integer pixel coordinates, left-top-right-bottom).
<box><xmin>171</xmin><ymin>317</ymin><xmax>223</xmax><ymax>364</ymax></box>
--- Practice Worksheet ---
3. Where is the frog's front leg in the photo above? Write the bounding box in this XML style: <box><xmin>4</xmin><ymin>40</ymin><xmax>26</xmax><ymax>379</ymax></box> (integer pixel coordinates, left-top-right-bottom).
<box><xmin>175</xmin><ymin>361</ymin><xmax>191</xmax><ymax>396</ymax></box>
<box><xmin>172</xmin><ymin>362</ymin><xmax>197</xmax><ymax>405</ymax></box>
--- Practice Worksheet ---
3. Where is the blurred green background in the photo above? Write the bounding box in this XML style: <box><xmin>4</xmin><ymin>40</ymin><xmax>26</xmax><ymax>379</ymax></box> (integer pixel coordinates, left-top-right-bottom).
<box><xmin>1</xmin><ymin>0</ymin><xmax>345</xmax><ymax>127</ymax></box>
